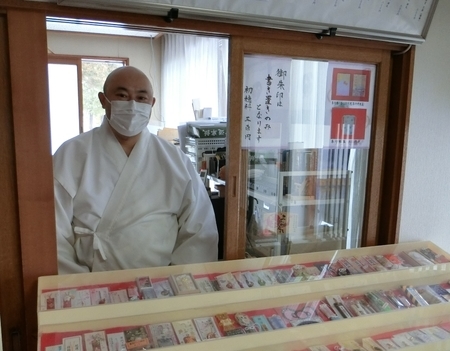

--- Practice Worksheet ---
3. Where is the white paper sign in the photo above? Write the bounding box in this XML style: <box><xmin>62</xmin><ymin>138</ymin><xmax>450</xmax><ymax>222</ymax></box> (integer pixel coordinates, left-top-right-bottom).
<box><xmin>242</xmin><ymin>56</ymin><xmax>291</xmax><ymax>149</ymax></box>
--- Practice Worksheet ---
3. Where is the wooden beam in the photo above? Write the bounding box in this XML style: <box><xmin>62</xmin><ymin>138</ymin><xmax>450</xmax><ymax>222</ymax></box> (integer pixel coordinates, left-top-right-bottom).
<box><xmin>7</xmin><ymin>8</ymin><xmax>58</xmax><ymax>351</ymax></box>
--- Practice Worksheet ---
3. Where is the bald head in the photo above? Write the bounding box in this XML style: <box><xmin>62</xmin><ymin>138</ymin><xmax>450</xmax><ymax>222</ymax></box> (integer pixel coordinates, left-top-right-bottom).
<box><xmin>103</xmin><ymin>66</ymin><xmax>154</xmax><ymax>97</ymax></box>
<box><xmin>99</xmin><ymin>66</ymin><xmax>156</xmax><ymax>118</ymax></box>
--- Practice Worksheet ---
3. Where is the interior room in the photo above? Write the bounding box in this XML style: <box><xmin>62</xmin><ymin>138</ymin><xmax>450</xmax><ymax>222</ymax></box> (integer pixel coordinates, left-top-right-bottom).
<box><xmin>1</xmin><ymin>0</ymin><xmax>450</xmax><ymax>350</ymax></box>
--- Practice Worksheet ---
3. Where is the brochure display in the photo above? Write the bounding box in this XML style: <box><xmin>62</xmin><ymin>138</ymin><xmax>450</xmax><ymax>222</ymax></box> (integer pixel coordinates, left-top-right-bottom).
<box><xmin>37</xmin><ymin>241</ymin><xmax>450</xmax><ymax>351</ymax></box>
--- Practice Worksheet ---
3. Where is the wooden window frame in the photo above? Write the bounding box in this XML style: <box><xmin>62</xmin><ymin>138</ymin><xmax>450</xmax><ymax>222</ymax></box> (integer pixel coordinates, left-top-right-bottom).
<box><xmin>47</xmin><ymin>55</ymin><xmax>129</xmax><ymax>134</ymax></box>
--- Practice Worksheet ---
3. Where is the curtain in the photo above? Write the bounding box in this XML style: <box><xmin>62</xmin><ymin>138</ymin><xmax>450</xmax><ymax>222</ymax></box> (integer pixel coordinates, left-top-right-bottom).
<box><xmin>161</xmin><ymin>33</ymin><xmax>228</xmax><ymax>128</ymax></box>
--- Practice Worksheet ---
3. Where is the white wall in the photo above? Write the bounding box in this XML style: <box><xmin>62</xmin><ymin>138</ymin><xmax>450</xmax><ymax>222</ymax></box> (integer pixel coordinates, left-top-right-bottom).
<box><xmin>398</xmin><ymin>0</ymin><xmax>450</xmax><ymax>251</ymax></box>
<box><xmin>47</xmin><ymin>31</ymin><xmax>163</xmax><ymax>130</ymax></box>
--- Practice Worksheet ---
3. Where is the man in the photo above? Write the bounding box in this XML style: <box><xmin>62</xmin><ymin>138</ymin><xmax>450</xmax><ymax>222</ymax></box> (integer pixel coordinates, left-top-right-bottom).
<box><xmin>54</xmin><ymin>66</ymin><xmax>219</xmax><ymax>274</ymax></box>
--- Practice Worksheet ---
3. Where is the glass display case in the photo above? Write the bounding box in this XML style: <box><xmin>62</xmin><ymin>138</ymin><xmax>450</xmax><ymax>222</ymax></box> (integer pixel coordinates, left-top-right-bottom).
<box><xmin>37</xmin><ymin>241</ymin><xmax>450</xmax><ymax>351</ymax></box>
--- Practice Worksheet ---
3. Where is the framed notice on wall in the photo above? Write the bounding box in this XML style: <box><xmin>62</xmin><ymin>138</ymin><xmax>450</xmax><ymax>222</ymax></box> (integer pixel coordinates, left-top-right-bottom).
<box><xmin>54</xmin><ymin>0</ymin><xmax>439</xmax><ymax>44</ymax></box>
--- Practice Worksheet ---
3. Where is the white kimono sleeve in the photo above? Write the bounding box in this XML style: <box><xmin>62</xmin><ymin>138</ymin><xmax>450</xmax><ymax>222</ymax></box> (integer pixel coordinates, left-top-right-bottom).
<box><xmin>54</xmin><ymin>178</ymin><xmax>90</xmax><ymax>274</ymax></box>
<box><xmin>170</xmin><ymin>154</ymin><xmax>219</xmax><ymax>265</ymax></box>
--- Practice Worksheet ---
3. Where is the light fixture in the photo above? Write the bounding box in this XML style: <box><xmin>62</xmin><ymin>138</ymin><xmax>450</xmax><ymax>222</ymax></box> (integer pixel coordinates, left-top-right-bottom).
<box><xmin>46</xmin><ymin>16</ymin><xmax>159</xmax><ymax>38</ymax></box>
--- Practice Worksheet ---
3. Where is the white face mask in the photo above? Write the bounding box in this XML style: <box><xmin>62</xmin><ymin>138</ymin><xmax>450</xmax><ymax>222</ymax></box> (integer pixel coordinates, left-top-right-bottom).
<box><xmin>105</xmin><ymin>97</ymin><xmax>152</xmax><ymax>137</ymax></box>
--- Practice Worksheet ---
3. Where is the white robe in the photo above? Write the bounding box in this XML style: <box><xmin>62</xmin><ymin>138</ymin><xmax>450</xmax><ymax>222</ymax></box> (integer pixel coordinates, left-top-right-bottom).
<box><xmin>54</xmin><ymin>118</ymin><xmax>219</xmax><ymax>274</ymax></box>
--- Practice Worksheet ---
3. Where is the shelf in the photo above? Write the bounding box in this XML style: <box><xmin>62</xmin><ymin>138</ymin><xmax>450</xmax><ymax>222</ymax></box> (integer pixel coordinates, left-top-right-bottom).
<box><xmin>248</xmin><ymin>190</ymin><xmax>346</xmax><ymax>207</ymax></box>
<box><xmin>37</xmin><ymin>241</ymin><xmax>450</xmax><ymax>351</ymax></box>
<box><xmin>278</xmin><ymin>170</ymin><xmax>351</xmax><ymax>177</ymax></box>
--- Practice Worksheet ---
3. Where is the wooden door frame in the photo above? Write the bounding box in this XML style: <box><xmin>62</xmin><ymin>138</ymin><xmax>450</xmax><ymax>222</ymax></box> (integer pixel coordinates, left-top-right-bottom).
<box><xmin>377</xmin><ymin>47</ymin><xmax>415</xmax><ymax>245</ymax></box>
<box><xmin>224</xmin><ymin>36</ymin><xmax>397</xmax><ymax>259</ymax></box>
<box><xmin>0</xmin><ymin>13</ymin><xmax>26</xmax><ymax>351</ymax></box>
<box><xmin>7</xmin><ymin>9</ymin><xmax>57</xmax><ymax>351</ymax></box>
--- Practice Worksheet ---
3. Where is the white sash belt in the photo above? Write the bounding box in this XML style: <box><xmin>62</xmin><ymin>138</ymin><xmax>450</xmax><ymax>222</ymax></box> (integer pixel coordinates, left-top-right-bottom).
<box><xmin>73</xmin><ymin>226</ymin><xmax>107</xmax><ymax>261</ymax></box>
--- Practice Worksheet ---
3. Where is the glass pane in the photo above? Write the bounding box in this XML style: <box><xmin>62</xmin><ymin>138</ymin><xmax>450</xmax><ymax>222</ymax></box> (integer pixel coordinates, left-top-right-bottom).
<box><xmin>82</xmin><ymin>60</ymin><xmax>124</xmax><ymax>132</ymax></box>
<box><xmin>48</xmin><ymin>63</ymin><xmax>80</xmax><ymax>154</ymax></box>
<box><xmin>243</xmin><ymin>55</ymin><xmax>375</xmax><ymax>257</ymax></box>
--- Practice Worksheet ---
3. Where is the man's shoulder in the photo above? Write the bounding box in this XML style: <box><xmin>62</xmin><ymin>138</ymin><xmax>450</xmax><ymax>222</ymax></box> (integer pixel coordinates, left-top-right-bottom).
<box><xmin>53</xmin><ymin>129</ymin><xmax>97</xmax><ymax>167</ymax></box>
<box><xmin>145</xmin><ymin>133</ymin><xmax>195</xmax><ymax>173</ymax></box>
<box><xmin>56</xmin><ymin>130</ymin><xmax>96</xmax><ymax>153</ymax></box>
<box><xmin>149</xmin><ymin>132</ymin><xmax>185</xmax><ymax>157</ymax></box>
